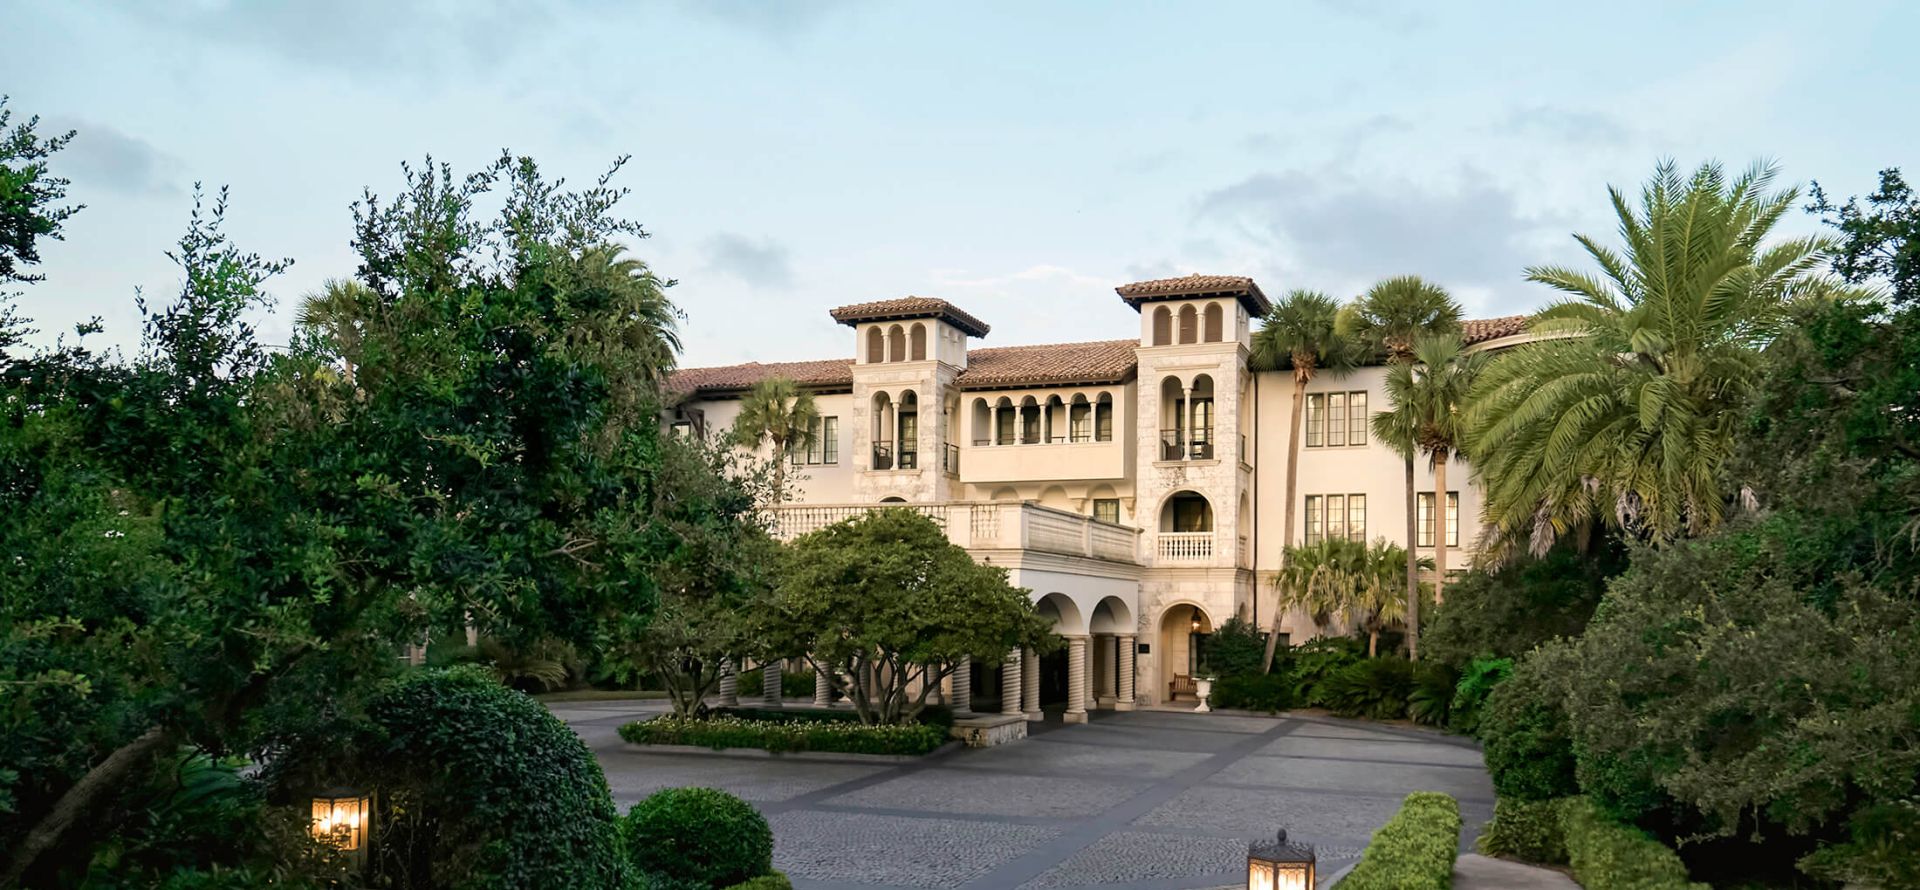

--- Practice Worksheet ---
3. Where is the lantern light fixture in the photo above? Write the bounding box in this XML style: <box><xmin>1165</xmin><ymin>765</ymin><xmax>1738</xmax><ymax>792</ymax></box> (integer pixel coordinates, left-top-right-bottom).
<box><xmin>310</xmin><ymin>786</ymin><xmax>372</xmax><ymax>860</ymax></box>
<box><xmin>1247</xmin><ymin>828</ymin><xmax>1315</xmax><ymax>890</ymax></box>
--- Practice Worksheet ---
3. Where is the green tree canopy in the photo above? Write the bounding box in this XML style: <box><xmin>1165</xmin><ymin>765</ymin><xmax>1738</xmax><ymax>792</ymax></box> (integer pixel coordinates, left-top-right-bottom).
<box><xmin>1811</xmin><ymin>167</ymin><xmax>1919</xmax><ymax>305</ymax></box>
<box><xmin>1275</xmin><ymin>537</ymin><xmax>1422</xmax><ymax>657</ymax></box>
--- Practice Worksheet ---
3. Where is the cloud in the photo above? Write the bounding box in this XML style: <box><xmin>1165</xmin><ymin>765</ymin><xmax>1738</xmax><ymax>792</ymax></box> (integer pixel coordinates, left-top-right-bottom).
<box><xmin>703</xmin><ymin>233</ymin><xmax>794</xmax><ymax>289</ymax></box>
<box><xmin>45</xmin><ymin>118</ymin><xmax>184</xmax><ymax>198</ymax></box>
<box><xmin>1503</xmin><ymin>106</ymin><xmax>1632</xmax><ymax>146</ymax></box>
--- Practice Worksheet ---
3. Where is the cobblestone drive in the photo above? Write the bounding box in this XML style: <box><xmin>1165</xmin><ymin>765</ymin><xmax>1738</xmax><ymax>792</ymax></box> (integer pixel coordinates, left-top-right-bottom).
<box><xmin>554</xmin><ymin>702</ymin><xmax>1495</xmax><ymax>890</ymax></box>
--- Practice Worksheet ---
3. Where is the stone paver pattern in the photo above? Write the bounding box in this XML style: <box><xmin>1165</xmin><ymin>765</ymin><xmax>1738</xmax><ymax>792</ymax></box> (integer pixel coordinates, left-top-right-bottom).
<box><xmin>558</xmin><ymin>700</ymin><xmax>1496</xmax><ymax>890</ymax></box>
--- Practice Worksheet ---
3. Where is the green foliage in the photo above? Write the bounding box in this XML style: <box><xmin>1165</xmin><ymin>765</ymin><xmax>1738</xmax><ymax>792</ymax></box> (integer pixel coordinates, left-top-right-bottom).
<box><xmin>720</xmin><ymin>874</ymin><xmax>793</xmax><ymax>890</ymax></box>
<box><xmin>781</xmin><ymin>668</ymin><xmax>815</xmax><ymax>700</ymax></box>
<box><xmin>1797</xmin><ymin>798</ymin><xmax>1920</xmax><ymax>887</ymax></box>
<box><xmin>1348</xmin><ymin>275</ymin><xmax>1464</xmax><ymax>361</ymax></box>
<box><xmin>1317</xmin><ymin>656</ymin><xmax>1415</xmax><ymax>721</ymax></box>
<box><xmin>715</xmin><ymin>705</ymin><xmax>954</xmax><ymax>729</ymax></box>
<box><xmin>1421</xmin><ymin>539</ymin><xmax>1626</xmax><ymax>668</ymax></box>
<box><xmin>1465</xmin><ymin>160</ymin><xmax>1856</xmax><ymax>548</ymax></box>
<box><xmin>0</xmin><ymin>96</ymin><xmax>79</xmax><ymax>291</ymax></box>
<box><xmin>1208</xmin><ymin>673</ymin><xmax>1293</xmax><ymax>713</ymax></box>
<box><xmin>317</xmin><ymin>667</ymin><xmax>628</xmax><ymax>890</ymax></box>
<box><xmin>622</xmin><ymin>788</ymin><xmax>773</xmax><ymax>890</ymax></box>
<box><xmin>1200</xmin><ymin>617</ymin><xmax>1266</xmax><ymax>678</ymax></box>
<box><xmin>768</xmin><ymin>509</ymin><xmax>1056</xmax><ymax>725</ymax></box>
<box><xmin>1558</xmin><ymin>797</ymin><xmax>1707</xmax><ymax>890</ymax></box>
<box><xmin>1477</xmin><ymin>797</ymin><xmax>1567</xmax><ymax>864</ymax></box>
<box><xmin>1479</xmin><ymin>646</ymin><xmax>1578</xmax><ymax>801</ymax></box>
<box><xmin>1276</xmin><ymin>539</ymin><xmax>1422</xmax><ymax>657</ymax></box>
<box><xmin>1285</xmin><ymin>637</ymin><xmax>1365</xmax><ymax>707</ymax></box>
<box><xmin>1406</xmin><ymin>660</ymin><xmax>1458</xmax><ymax>727</ymax></box>
<box><xmin>1811</xmin><ymin>167</ymin><xmax>1920</xmax><ymax>305</ymax></box>
<box><xmin>432</xmin><ymin>636</ymin><xmax>587</xmax><ymax>692</ymax></box>
<box><xmin>619</xmin><ymin>716</ymin><xmax>950</xmax><ymax>757</ymax></box>
<box><xmin>730</xmin><ymin>376</ymin><xmax>819</xmax><ymax>498</ymax></box>
<box><xmin>1446</xmin><ymin>657</ymin><xmax>1511</xmax><ymax>735</ymax></box>
<box><xmin>1339</xmin><ymin>791</ymin><xmax>1462</xmax><ymax>890</ymax></box>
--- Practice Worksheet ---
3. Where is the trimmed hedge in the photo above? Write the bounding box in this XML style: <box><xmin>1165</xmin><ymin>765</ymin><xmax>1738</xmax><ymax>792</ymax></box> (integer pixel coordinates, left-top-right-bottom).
<box><xmin>1476</xmin><ymin>797</ymin><xmax>1566</xmax><ymax>864</ymax></box>
<box><xmin>1558</xmin><ymin>797</ymin><xmax>1707</xmax><ymax>890</ymax></box>
<box><xmin>623</xmin><ymin>788</ymin><xmax>772</xmax><ymax>890</ymax></box>
<box><xmin>722</xmin><ymin>873</ymin><xmax>794</xmax><ymax>890</ymax></box>
<box><xmin>620</xmin><ymin>716</ymin><xmax>949</xmax><ymax>756</ymax></box>
<box><xmin>1478</xmin><ymin>648</ymin><xmax>1578</xmax><ymax>800</ymax></box>
<box><xmin>714</xmin><ymin>705</ymin><xmax>955</xmax><ymax>729</ymax></box>
<box><xmin>1340</xmin><ymin>791</ymin><xmax>1462</xmax><ymax>890</ymax></box>
<box><xmin>1209</xmin><ymin>673</ymin><xmax>1293</xmax><ymax>713</ymax></box>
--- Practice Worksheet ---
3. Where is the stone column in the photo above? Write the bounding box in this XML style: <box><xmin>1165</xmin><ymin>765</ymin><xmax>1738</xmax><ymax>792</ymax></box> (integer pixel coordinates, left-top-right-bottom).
<box><xmin>1022</xmin><ymin>648</ymin><xmax>1043</xmax><ymax>721</ymax></box>
<box><xmin>951</xmin><ymin>656</ymin><xmax>971</xmax><ymax>714</ymax></box>
<box><xmin>1117</xmin><ymin>634</ymin><xmax>1137</xmax><ymax>711</ymax></box>
<box><xmin>762</xmin><ymin>659</ymin><xmax>783</xmax><ymax>708</ymax></box>
<box><xmin>1001</xmin><ymin>649</ymin><xmax>1023</xmax><ymax>717</ymax></box>
<box><xmin>717</xmin><ymin>658</ymin><xmax>739</xmax><ymax>707</ymax></box>
<box><xmin>1065</xmin><ymin>636</ymin><xmax>1089</xmax><ymax>724</ymax></box>
<box><xmin>989</xmin><ymin>404</ymin><xmax>999</xmax><ymax>444</ymax></box>
<box><xmin>813</xmin><ymin>663</ymin><xmax>832</xmax><ymax>707</ymax></box>
<box><xmin>1181</xmin><ymin>386</ymin><xmax>1192</xmax><ymax>458</ymax></box>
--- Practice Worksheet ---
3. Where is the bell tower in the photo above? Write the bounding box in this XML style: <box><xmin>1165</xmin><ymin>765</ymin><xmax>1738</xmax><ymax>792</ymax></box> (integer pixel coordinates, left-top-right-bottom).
<box><xmin>830</xmin><ymin>297</ymin><xmax>991</xmax><ymax>502</ymax></box>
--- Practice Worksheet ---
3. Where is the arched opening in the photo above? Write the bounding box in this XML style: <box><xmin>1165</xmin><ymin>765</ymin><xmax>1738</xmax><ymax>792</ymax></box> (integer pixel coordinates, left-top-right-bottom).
<box><xmin>887</xmin><ymin>325</ymin><xmax>906</xmax><ymax>363</ymax></box>
<box><xmin>1036</xmin><ymin>593</ymin><xmax>1086</xmax><ymax>709</ymax></box>
<box><xmin>1018</xmin><ymin>396</ymin><xmax>1041</xmax><ymax>445</ymax></box>
<box><xmin>879</xmin><ymin>496</ymin><xmax>907</xmax><ymax>504</ymax></box>
<box><xmin>866</xmin><ymin>327</ymin><xmax>884</xmax><ymax>364</ymax></box>
<box><xmin>1090</xmin><ymin>596</ymin><xmax>1136</xmax><ymax>709</ymax></box>
<box><xmin>897</xmin><ymin>390</ymin><xmax>919</xmax><ymax>469</ymax></box>
<box><xmin>970</xmin><ymin>398</ymin><xmax>991</xmax><ymax>446</ymax></box>
<box><xmin>1188</xmin><ymin>374</ymin><xmax>1215</xmax><ymax>459</ymax></box>
<box><xmin>1037</xmin><ymin>485</ymin><xmax>1072</xmax><ymax>511</ymax></box>
<box><xmin>1160</xmin><ymin>490</ymin><xmax>1214</xmax><ymax>533</ymax></box>
<box><xmin>1068</xmin><ymin>394</ymin><xmax>1092</xmax><ymax>442</ymax></box>
<box><xmin>910</xmin><ymin>323</ymin><xmax>928</xmax><ymax>361</ymax></box>
<box><xmin>1044</xmin><ymin>395</ymin><xmax>1067</xmax><ymax>443</ymax></box>
<box><xmin>1152</xmin><ymin>306</ymin><xmax>1172</xmax><ymax>346</ymax></box>
<box><xmin>1158</xmin><ymin>603</ymin><xmax>1215</xmax><ymax>706</ymax></box>
<box><xmin>1158</xmin><ymin>377</ymin><xmax>1186</xmax><ymax>460</ymax></box>
<box><xmin>1095</xmin><ymin>392</ymin><xmax>1115</xmax><ymax>442</ymax></box>
<box><xmin>994</xmin><ymin>397</ymin><xmax>1016</xmax><ymax>445</ymax></box>
<box><xmin>1178</xmin><ymin>305</ymin><xmax>1198</xmax><ymax>344</ymax></box>
<box><xmin>1203</xmin><ymin>302</ymin><xmax>1224</xmax><ymax>342</ymax></box>
<box><xmin>870</xmin><ymin>391</ymin><xmax>894</xmax><ymax>470</ymax></box>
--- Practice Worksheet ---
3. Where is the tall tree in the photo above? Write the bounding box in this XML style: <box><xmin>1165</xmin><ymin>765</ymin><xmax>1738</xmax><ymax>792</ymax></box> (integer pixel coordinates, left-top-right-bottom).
<box><xmin>1464</xmin><ymin>160</ymin><xmax>1852</xmax><ymax>550</ymax></box>
<box><xmin>731</xmin><ymin>376</ymin><xmax>818</xmax><ymax>500</ymax></box>
<box><xmin>1250</xmin><ymin>289</ymin><xmax>1354</xmax><ymax>672</ymax></box>
<box><xmin>296</xmin><ymin>277</ymin><xmax>381</xmax><ymax>386</ymax></box>
<box><xmin>0</xmin><ymin>97</ymin><xmax>78</xmax><ymax>355</ymax></box>
<box><xmin>1810</xmin><ymin>168</ymin><xmax>1919</xmax><ymax>305</ymax></box>
<box><xmin>1273</xmin><ymin>537</ymin><xmax>1421</xmax><ymax>658</ymax></box>
<box><xmin>1349</xmin><ymin>275</ymin><xmax>1460</xmax><ymax>659</ymax></box>
<box><xmin>1375</xmin><ymin>334</ymin><xmax>1484</xmax><ymax>620</ymax></box>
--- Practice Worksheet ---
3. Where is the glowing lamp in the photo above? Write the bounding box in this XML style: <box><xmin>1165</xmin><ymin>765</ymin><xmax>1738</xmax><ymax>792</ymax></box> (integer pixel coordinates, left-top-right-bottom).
<box><xmin>1247</xmin><ymin>828</ymin><xmax>1314</xmax><ymax>890</ymax></box>
<box><xmin>310</xmin><ymin>787</ymin><xmax>371</xmax><ymax>858</ymax></box>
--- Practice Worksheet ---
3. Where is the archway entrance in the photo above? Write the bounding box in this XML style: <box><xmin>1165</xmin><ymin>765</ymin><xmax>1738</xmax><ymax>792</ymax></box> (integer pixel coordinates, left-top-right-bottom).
<box><xmin>1157</xmin><ymin>604</ymin><xmax>1214</xmax><ymax>706</ymax></box>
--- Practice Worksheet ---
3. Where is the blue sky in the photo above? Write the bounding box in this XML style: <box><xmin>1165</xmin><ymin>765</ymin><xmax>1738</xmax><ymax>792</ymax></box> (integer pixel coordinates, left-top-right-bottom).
<box><xmin>5</xmin><ymin>1</ymin><xmax>1915</xmax><ymax>366</ymax></box>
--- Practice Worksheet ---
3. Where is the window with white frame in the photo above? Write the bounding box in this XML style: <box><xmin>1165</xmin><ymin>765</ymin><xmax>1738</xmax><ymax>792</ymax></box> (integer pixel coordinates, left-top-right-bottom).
<box><xmin>1417</xmin><ymin>491</ymin><xmax>1460</xmax><ymax>548</ymax></box>
<box><xmin>1303</xmin><ymin>493</ymin><xmax>1366</xmax><ymax>545</ymax></box>
<box><xmin>1306</xmin><ymin>392</ymin><xmax>1368</xmax><ymax>447</ymax></box>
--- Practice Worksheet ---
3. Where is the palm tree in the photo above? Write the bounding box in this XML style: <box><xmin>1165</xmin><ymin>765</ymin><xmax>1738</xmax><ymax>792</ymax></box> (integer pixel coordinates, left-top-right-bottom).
<box><xmin>1274</xmin><ymin>537</ymin><xmax>1423</xmax><ymax>657</ymax></box>
<box><xmin>297</xmin><ymin>277</ymin><xmax>382</xmax><ymax>386</ymax></box>
<box><xmin>1251</xmin><ymin>290</ymin><xmax>1356</xmax><ymax>672</ymax></box>
<box><xmin>1349</xmin><ymin>276</ymin><xmax>1461</xmax><ymax>660</ymax></box>
<box><xmin>1464</xmin><ymin>160</ymin><xmax>1851</xmax><ymax>550</ymax></box>
<box><xmin>1376</xmin><ymin>334</ymin><xmax>1485</xmax><ymax>624</ymax></box>
<box><xmin>732</xmin><ymin>377</ymin><xmax>819</xmax><ymax>500</ymax></box>
<box><xmin>555</xmin><ymin>243</ymin><xmax>684</xmax><ymax>387</ymax></box>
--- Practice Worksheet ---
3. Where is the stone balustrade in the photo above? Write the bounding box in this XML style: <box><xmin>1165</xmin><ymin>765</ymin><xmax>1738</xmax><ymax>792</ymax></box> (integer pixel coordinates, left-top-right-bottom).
<box><xmin>768</xmin><ymin>500</ymin><xmax>1140</xmax><ymax>564</ymax></box>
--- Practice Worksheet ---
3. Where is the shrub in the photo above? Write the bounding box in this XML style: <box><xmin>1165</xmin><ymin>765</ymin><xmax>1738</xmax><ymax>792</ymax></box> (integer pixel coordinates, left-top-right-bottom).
<box><xmin>1340</xmin><ymin>791</ymin><xmax>1462</xmax><ymax>890</ymax></box>
<box><xmin>714</xmin><ymin>704</ymin><xmax>954</xmax><ymax>729</ymax></box>
<box><xmin>1286</xmin><ymin>636</ymin><xmax>1364</xmax><ymax>706</ymax></box>
<box><xmin>1422</xmin><ymin>536</ymin><xmax>1626</xmax><ymax>668</ymax></box>
<box><xmin>1448</xmin><ymin>656</ymin><xmax>1512</xmax><ymax>735</ymax></box>
<box><xmin>1558</xmin><ymin>797</ymin><xmax>1707</xmax><ymax>890</ymax></box>
<box><xmin>1202</xmin><ymin>617</ymin><xmax>1268</xmax><ymax>678</ymax></box>
<box><xmin>620</xmin><ymin>716</ymin><xmax>949</xmax><ymax>756</ymax></box>
<box><xmin>1208</xmin><ymin>673</ymin><xmax>1293</xmax><ymax>713</ymax></box>
<box><xmin>341</xmin><ymin>667</ymin><xmax>628</xmax><ymax>889</ymax></box>
<box><xmin>1477</xmin><ymin>797</ymin><xmax>1567</xmax><ymax>864</ymax></box>
<box><xmin>722</xmin><ymin>873</ymin><xmax>794</xmax><ymax>890</ymax></box>
<box><xmin>623</xmin><ymin>788</ymin><xmax>774</xmax><ymax>890</ymax></box>
<box><xmin>1478</xmin><ymin>646</ymin><xmax>1578</xmax><ymax>801</ymax></box>
<box><xmin>1797</xmin><ymin>798</ymin><xmax>1920</xmax><ymax>888</ymax></box>
<box><xmin>781</xmin><ymin>669</ymin><xmax>815</xmax><ymax>700</ymax></box>
<box><xmin>1406</xmin><ymin>661</ymin><xmax>1458</xmax><ymax>727</ymax></box>
<box><xmin>1318</xmin><ymin>657</ymin><xmax>1414</xmax><ymax>721</ymax></box>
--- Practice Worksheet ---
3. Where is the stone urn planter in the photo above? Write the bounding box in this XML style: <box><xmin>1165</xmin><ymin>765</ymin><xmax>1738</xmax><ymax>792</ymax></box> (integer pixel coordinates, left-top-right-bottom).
<box><xmin>1194</xmin><ymin>676</ymin><xmax>1215</xmax><ymax>713</ymax></box>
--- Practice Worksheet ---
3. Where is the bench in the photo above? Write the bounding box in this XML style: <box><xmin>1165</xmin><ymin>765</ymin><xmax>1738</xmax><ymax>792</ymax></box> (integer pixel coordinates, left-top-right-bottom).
<box><xmin>1169</xmin><ymin>674</ymin><xmax>1196</xmax><ymax>701</ymax></box>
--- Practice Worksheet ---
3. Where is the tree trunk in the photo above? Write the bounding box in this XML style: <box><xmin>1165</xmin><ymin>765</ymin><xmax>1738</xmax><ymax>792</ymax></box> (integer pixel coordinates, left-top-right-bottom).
<box><xmin>4</xmin><ymin>724</ymin><xmax>178</xmax><ymax>887</ymax></box>
<box><xmin>1368</xmin><ymin>628</ymin><xmax>1379</xmax><ymax>658</ymax></box>
<box><xmin>1433</xmin><ymin>452</ymin><xmax>1449</xmax><ymax>607</ymax></box>
<box><xmin>1404</xmin><ymin>455</ymin><xmax>1420</xmax><ymax>661</ymax></box>
<box><xmin>1262</xmin><ymin>375</ymin><xmax>1309</xmax><ymax>673</ymax></box>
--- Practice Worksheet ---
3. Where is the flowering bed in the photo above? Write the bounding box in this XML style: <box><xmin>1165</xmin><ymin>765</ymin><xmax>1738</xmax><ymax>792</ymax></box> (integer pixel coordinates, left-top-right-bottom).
<box><xmin>618</xmin><ymin>716</ymin><xmax>950</xmax><ymax>756</ymax></box>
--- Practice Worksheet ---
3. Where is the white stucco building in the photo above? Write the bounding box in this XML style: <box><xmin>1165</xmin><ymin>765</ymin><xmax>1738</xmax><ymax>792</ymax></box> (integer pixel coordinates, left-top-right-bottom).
<box><xmin>669</xmin><ymin>274</ymin><xmax>1528</xmax><ymax>719</ymax></box>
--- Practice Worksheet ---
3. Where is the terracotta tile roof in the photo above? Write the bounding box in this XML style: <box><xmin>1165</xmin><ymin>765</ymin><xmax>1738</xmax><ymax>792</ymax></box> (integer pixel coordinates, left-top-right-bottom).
<box><xmin>668</xmin><ymin>358</ymin><xmax>854</xmax><ymax>395</ymax></box>
<box><xmin>1462</xmin><ymin>315</ymin><xmax>1528</xmax><ymax>344</ymax></box>
<box><xmin>828</xmin><ymin>297</ymin><xmax>991</xmax><ymax>338</ymax></box>
<box><xmin>1115</xmin><ymin>274</ymin><xmax>1272</xmax><ymax>316</ymax></box>
<box><xmin>957</xmin><ymin>339</ymin><xmax>1139</xmax><ymax>390</ymax></box>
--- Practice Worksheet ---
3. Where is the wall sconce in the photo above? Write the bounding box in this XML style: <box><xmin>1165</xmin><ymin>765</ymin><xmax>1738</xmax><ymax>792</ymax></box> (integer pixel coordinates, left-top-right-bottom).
<box><xmin>1190</xmin><ymin>615</ymin><xmax>1202</xmax><ymax>633</ymax></box>
<box><xmin>310</xmin><ymin>786</ymin><xmax>372</xmax><ymax>862</ymax></box>
<box><xmin>1247</xmin><ymin>828</ymin><xmax>1314</xmax><ymax>890</ymax></box>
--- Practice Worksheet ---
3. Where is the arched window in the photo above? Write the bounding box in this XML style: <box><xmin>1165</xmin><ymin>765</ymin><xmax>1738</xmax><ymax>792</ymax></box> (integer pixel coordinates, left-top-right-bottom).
<box><xmin>1069</xmin><ymin>394</ymin><xmax>1092</xmax><ymax>442</ymax></box>
<box><xmin>1095</xmin><ymin>392</ymin><xmax>1114</xmax><ymax>442</ymax></box>
<box><xmin>867</xmin><ymin>327</ymin><xmax>884</xmax><ymax>364</ymax></box>
<box><xmin>970</xmin><ymin>398</ymin><xmax>991</xmax><ymax>446</ymax></box>
<box><xmin>888</xmin><ymin>325</ymin><xmax>906</xmax><ymax>362</ymax></box>
<box><xmin>871</xmin><ymin>392</ymin><xmax>894</xmax><ymax>469</ymax></box>
<box><xmin>1160</xmin><ymin>490</ymin><xmax>1214</xmax><ymax>532</ymax></box>
<box><xmin>910</xmin><ymin>324</ymin><xmax>928</xmax><ymax>360</ymax></box>
<box><xmin>994</xmin><ymin>397</ymin><xmax>1016</xmax><ymax>445</ymax></box>
<box><xmin>1152</xmin><ymin>306</ymin><xmax>1172</xmax><ymax>346</ymax></box>
<box><xmin>1178</xmin><ymin>305</ymin><xmax>1198</xmax><ymax>344</ymax></box>
<box><xmin>897</xmin><ymin>391</ymin><xmax>919</xmax><ymax>468</ymax></box>
<box><xmin>1203</xmin><ymin>303</ymin><xmax>1224</xmax><ymax>342</ymax></box>
<box><xmin>1018</xmin><ymin>396</ymin><xmax>1041</xmax><ymax>444</ymax></box>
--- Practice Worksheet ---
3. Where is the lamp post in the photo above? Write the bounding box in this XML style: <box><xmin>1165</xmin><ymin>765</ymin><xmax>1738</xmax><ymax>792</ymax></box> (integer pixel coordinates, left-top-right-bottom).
<box><xmin>1247</xmin><ymin>828</ymin><xmax>1314</xmax><ymax>890</ymax></box>
<box><xmin>310</xmin><ymin>786</ymin><xmax>372</xmax><ymax>866</ymax></box>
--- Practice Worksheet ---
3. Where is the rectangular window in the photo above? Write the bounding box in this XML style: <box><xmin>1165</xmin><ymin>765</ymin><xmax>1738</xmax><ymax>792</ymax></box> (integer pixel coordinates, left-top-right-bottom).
<box><xmin>669</xmin><ymin>420</ymin><xmax>692</xmax><ymax>438</ymax></box>
<box><xmin>1348</xmin><ymin>392</ymin><xmax>1368</xmax><ymax>446</ymax></box>
<box><xmin>1191</xmin><ymin>399</ymin><xmax>1214</xmax><ymax>443</ymax></box>
<box><xmin>797</xmin><ymin>415</ymin><xmax>839</xmax><ymax>465</ymax></box>
<box><xmin>1306</xmin><ymin>390</ymin><xmax>1368</xmax><ymax>447</ymax></box>
<box><xmin>1304</xmin><ymin>495</ymin><xmax>1322</xmax><ymax>545</ymax></box>
<box><xmin>1326</xmin><ymin>393</ymin><xmax>1346</xmax><ymax>447</ymax></box>
<box><xmin>1417</xmin><ymin>491</ymin><xmax>1460</xmax><ymax>548</ymax></box>
<box><xmin>1092</xmin><ymin>498</ymin><xmax>1120</xmax><ymax>525</ymax></box>
<box><xmin>1347</xmin><ymin>494</ymin><xmax>1366</xmax><ymax>542</ymax></box>
<box><xmin>1305</xmin><ymin>394</ymin><xmax>1324</xmax><ymax>447</ymax></box>
<box><xmin>1305</xmin><ymin>493</ymin><xmax>1366</xmax><ymax>545</ymax></box>
<box><xmin>1326</xmin><ymin>494</ymin><xmax>1346</xmax><ymax>542</ymax></box>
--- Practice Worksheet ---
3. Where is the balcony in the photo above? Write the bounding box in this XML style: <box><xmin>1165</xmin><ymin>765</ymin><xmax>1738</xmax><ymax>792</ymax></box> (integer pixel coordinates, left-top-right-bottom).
<box><xmin>1157</xmin><ymin>430</ymin><xmax>1216</xmax><ymax>462</ymax></box>
<box><xmin>872</xmin><ymin>442</ymin><xmax>894</xmax><ymax>470</ymax></box>
<box><xmin>769</xmin><ymin>501</ymin><xmax>1139</xmax><ymax>564</ymax></box>
<box><xmin>1157</xmin><ymin>531</ymin><xmax>1215</xmax><ymax>564</ymax></box>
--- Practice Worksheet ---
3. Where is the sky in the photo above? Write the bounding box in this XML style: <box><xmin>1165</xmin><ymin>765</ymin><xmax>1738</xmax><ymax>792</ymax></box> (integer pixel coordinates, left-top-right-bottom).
<box><xmin>4</xmin><ymin>1</ymin><xmax>1916</xmax><ymax>367</ymax></box>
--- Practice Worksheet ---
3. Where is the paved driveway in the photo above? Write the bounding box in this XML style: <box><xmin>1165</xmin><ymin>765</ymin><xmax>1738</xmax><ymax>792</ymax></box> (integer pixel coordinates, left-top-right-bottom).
<box><xmin>554</xmin><ymin>702</ymin><xmax>1494</xmax><ymax>890</ymax></box>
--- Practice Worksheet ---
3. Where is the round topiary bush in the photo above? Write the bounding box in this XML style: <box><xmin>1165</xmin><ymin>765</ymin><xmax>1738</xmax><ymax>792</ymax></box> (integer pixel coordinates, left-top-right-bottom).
<box><xmin>1479</xmin><ymin>646</ymin><xmax>1579</xmax><ymax>801</ymax></box>
<box><xmin>357</xmin><ymin>666</ymin><xmax>629</xmax><ymax>889</ymax></box>
<box><xmin>623</xmin><ymin>787</ymin><xmax>773</xmax><ymax>889</ymax></box>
